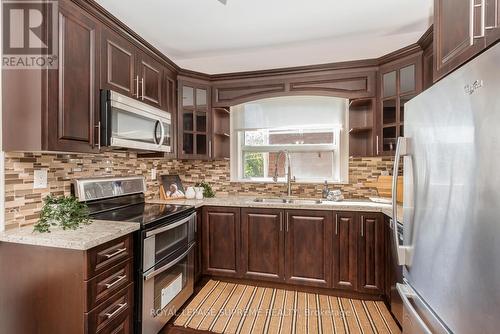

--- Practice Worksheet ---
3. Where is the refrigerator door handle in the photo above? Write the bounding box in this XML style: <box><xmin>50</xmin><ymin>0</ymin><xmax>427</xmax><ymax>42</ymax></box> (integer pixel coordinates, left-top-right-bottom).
<box><xmin>392</xmin><ymin>137</ymin><xmax>412</xmax><ymax>266</ymax></box>
<box><xmin>397</xmin><ymin>283</ymin><xmax>433</xmax><ymax>334</ymax></box>
<box><xmin>397</xmin><ymin>283</ymin><xmax>452</xmax><ymax>334</ymax></box>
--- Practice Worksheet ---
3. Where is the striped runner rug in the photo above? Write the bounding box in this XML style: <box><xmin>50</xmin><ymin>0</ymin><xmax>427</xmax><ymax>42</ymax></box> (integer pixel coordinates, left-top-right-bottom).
<box><xmin>173</xmin><ymin>280</ymin><xmax>401</xmax><ymax>334</ymax></box>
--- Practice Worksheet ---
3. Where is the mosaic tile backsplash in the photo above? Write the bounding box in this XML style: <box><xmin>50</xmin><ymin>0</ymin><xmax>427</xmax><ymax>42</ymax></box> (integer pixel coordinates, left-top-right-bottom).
<box><xmin>3</xmin><ymin>152</ymin><xmax>394</xmax><ymax>230</ymax></box>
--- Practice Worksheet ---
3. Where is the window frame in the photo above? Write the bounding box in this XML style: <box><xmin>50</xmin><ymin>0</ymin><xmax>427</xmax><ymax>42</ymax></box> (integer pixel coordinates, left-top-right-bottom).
<box><xmin>233</xmin><ymin>128</ymin><xmax>345</xmax><ymax>183</ymax></box>
<box><xmin>229</xmin><ymin>97</ymin><xmax>349</xmax><ymax>184</ymax></box>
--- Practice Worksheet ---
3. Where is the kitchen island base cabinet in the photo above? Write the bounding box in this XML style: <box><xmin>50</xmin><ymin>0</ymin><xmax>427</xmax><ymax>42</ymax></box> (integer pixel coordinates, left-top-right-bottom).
<box><xmin>202</xmin><ymin>207</ymin><xmax>241</xmax><ymax>277</ymax></box>
<box><xmin>0</xmin><ymin>234</ymin><xmax>134</xmax><ymax>334</ymax></box>
<box><xmin>241</xmin><ymin>208</ymin><xmax>284</xmax><ymax>282</ymax></box>
<box><xmin>285</xmin><ymin>210</ymin><xmax>333</xmax><ymax>288</ymax></box>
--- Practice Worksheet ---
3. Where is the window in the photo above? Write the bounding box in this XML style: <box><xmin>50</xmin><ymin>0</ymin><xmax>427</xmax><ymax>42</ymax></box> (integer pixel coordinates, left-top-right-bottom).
<box><xmin>230</xmin><ymin>96</ymin><xmax>349</xmax><ymax>183</ymax></box>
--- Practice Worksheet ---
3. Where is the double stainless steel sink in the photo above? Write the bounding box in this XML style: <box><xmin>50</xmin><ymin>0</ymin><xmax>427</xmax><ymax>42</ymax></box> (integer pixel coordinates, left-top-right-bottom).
<box><xmin>253</xmin><ymin>197</ymin><xmax>324</xmax><ymax>205</ymax></box>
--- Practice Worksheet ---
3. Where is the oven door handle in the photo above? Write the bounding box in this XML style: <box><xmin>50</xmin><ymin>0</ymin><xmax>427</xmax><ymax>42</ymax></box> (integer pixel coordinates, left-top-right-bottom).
<box><xmin>144</xmin><ymin>243</ymin><xmax>195</xmax><ymax>281</ymax></box>
<box><xmin>145</xmin><ymin>212</ymin><xmax>195</xmax><ymax>238</ymax></box>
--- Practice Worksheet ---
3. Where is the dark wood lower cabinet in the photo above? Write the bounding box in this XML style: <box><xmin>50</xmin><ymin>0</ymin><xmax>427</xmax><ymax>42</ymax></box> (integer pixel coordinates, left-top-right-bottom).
<box><xmin>241</xmin><ymin>208</ymin><xmax>284</xmax><ymax>282</ymax></box>
<box><xmin>202</xmin><ymin>206</ymin><xmax>241</xmax><ymax>277</ymax></box>
<box><xmin>333</xmin><ymin>211</ymin><xmax>358</xmax><ymax>290</ymax></box>
<box><xmin>358</xmin><ymin>213</ymin><xmax>385</xmax><ymax>294</ymax></box>
<box><xmin>196</xmin><ymin>208</ymin><xmax>388</xmax><ymax>299</ymax></box>
<box><xmin>0</xmin><ymin>234</ymin><xmax>134</xmax><ymax>334</ymax></box>
<box><xmin>285</xmin><ymin>210</ymin><xmax>333</xmax><ymax>288</ymax></box>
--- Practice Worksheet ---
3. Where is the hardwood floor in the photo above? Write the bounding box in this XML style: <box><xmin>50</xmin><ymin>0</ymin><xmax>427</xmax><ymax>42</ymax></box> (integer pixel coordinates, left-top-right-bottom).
<box><xmin>160</xmin><ymin>278</ymin><xmax>400</xmax><ymax>334</ymax></box>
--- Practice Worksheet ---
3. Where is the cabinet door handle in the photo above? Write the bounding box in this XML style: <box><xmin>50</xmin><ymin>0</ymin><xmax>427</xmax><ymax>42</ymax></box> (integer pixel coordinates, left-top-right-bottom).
<box><xmin>94</xmin><ymin>121</ymin><xmax>101</xmax><ymax>150</ymax></box>
<box><xmin>360</xmin><ymin>215</ymin><xmax>364</xmax><ymax>237</ymax></box>
<box><xmin>209</xmin><ymin>140</ymin><xmax>212</xmax><ymax>158</ymax></box>
<box><xmin>376</xmin><ymin>135</ymin><xmax>379</xmax><ymax>155</ymax></box>
<box><xmin>471</xmin><ymin>0</ymin><xmax>486</xmax><ymax>42</ymax></box>
<box><xmin>141</xmin><ymin>77</ymin><xmax>145</xmax><ymax>100</ymax></box>
<box><xmin>104</xmin><ymin>303</ymin><xmax>127</xmax><ymax>319</ymax></box>
<box><xmin>285</xmin><ymin>212</ymin><xmax>289</xmax><ymax>232</ymax></box>
<box><xmin>335</xmin><ymin>214</ymin><xmax>339</xmax><ymax>235</ymax></box>
<box><xmin>104</xmin><ymin>275</ymin><xmax>126</xmax><ymax>289</ymax></box>
<box><xmin>279</xmin><ymin>212</ymin><xmax>283</xmax><ymax>231</ymax></box>
<box><xmin>104</xmin><ymin>248</ymin><xmax>127</xmax><ymax>259</ymax></box>
<box><xmin>134</xmin><ymin>75</ymin><xmax>139</xmax><ymax>98</ymax></box>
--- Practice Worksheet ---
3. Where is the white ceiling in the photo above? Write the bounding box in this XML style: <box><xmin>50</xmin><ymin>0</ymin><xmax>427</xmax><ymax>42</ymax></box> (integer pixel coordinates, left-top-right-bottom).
<box><xmin>96</xmin><ymin>0</ymin><xmax>433</xmax><ymax>74</ymax></box>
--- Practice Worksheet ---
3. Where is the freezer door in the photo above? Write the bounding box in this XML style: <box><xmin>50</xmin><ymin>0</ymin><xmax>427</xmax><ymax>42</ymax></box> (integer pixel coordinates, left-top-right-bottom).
<box><xmin>397</xmin><ymin>283</ymin><xmax>450</xmax><ymax>334</ymax></box>
<box><xmin>403</xmin><ymin>43</ymin><xmax>500</xmax><ymax>334</ymax></box>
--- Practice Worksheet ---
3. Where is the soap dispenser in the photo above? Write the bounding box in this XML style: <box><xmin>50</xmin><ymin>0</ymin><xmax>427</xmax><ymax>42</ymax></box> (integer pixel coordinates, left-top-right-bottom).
<box><xmin>322</xmin><ymin>180</ymin><xmax>329</xmax><ymax>199</ymax></box>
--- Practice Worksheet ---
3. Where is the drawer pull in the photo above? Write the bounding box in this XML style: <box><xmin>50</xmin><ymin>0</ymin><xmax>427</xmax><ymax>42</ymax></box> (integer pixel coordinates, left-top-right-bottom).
<box><xmin>104</xmin><ymin>248</ymin><xmax>127</xmax><ymax>259</ymax></box>
<box><xmin>104</xmin><ymin>303</ymin><xmax>127</xmax><ymax>319</ymax></box>
<box><xmin>104</xmin><ymin>275</ymin><xmax>126</xmax><ymax>289</ymax></box>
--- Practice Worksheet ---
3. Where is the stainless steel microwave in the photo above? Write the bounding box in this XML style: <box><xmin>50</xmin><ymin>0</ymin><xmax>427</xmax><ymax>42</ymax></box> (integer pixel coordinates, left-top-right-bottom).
<box><xmin>100</xmin><ymin>90</ymin><xmax>172</xmax><ymax>152</ymax></box>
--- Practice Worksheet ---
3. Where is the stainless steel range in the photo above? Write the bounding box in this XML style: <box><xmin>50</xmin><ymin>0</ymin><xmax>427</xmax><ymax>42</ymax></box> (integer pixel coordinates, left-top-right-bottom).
<box><xmin>72</xmin><ymin>176</ymin><xmax>196</xmax><ymax>334</ymax></box>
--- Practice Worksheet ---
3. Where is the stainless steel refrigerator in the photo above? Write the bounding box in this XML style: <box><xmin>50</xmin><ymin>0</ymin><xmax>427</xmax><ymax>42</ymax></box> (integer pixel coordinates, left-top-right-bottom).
<box><xmin>391</xmin><ymin>43</ymin><xmax>500</xmax><ymax>333</ymax></box>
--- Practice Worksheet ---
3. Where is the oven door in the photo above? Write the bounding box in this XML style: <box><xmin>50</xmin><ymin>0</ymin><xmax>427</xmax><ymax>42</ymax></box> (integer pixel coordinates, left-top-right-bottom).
<box><xmin>143</xmin><ymin>212</ymin><xmax>196</xmax><ymax>272</ymax></box>
<box><xmin>142</xmin><ymin>243</ymin><xmax>194</xmax><ymax>334</ymax></box>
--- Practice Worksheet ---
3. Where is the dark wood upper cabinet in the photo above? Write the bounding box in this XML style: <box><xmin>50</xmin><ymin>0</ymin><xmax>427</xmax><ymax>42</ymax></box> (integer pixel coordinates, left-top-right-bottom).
<box><xmin>178</xmin><ymin>80</ymin><xmax>212</xmax><ymax>159</ymax></box>
<box><xmin>211</xmin><ymin>71</ymin><xmax>376</xmax><ymax>107</ymax></box>
<box><xmin>332</xmin><ymin>211</ymin><xmax>358</xmax><ymax>291</ymax></box>
<box><xmin>378</xmin><ymin>53</ymin><xmax>422</xmax><ymax>155</ymax></box>
<box><xmin>285</xmin><ymin>210</ymin><xmax>332</xmax><ymax>288</ymax></box>
<box><xmin>101</xmin><ymin>27</ymin><xmax>136</xmax><ymax>97</ymax></box>
<box><xmin>434</xmin><ymin>0</ymin><xmax>481</xmax><ymax>80</ymax></box>
<box><xmin>46</xmin><ymin>1</ymin><xmax>100</xmax><ymax>153</ymax></box>
<box><xmin>202</xmin><ymin>207</ymin><xmax>241</xmax><ymax>277</ymax></box>
<box><xmin>422</xmin><ymin>44</ymin><xmax>434</xmax><ymax>90</ymax></box>
<box><xmin>434</xmin><ymin>0</ymin><xmax>500</xmax><ymax>79</ymax></box>
<box><xmin>358</xmin><ymin>213</ymin><xmax>385</xmax><ymax>294</ymax></box>
<box><xmin>101</xmin><ymin>28</ymin><xmax>167</xmax><ymax>111</ymax></box>
<box><xmin>485</xmin><ymin>0</ymin><xmax>500</xmax><ymax>45</ymax></box>
<box><xmin>241</xmin><ymin>208</ymin><xmax>285</xmax><ymax>282</ymax></box>
<box><xmin>136</xmin><ymin>51</ymin><xmax>164</xmax><ymax>109</ymax></box>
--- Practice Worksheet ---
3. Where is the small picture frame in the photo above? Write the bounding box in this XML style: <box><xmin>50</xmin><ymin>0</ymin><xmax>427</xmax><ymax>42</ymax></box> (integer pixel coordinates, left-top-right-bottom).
<box><xmin>160</xmin><ymin>175</ymin><xmax>186</xmax><ymax>199</ymax></box>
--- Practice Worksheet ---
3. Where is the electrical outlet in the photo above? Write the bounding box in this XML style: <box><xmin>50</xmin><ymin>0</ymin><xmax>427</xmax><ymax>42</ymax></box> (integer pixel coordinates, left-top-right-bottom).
<box><xmin>33</xmin><ymin>169</ymin><xmax>48</xmax><ymax>189</ymax></box>
<box><xmin>151</xmin><ymin>168</ymin><xmax>157</xmax><ymax>181</ymax></box>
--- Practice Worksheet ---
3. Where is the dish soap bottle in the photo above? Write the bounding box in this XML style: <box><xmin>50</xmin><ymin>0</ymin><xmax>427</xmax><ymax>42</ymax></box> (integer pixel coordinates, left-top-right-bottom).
<box><xmin>322</xmin><ymin>180</ymin><xmax>329</xmax><ymax>199</ymax></box>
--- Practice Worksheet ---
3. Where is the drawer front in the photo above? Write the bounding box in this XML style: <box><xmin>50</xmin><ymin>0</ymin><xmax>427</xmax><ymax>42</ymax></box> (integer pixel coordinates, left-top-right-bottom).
<box><xmin>86</xmin><ymin>284</ymin><xmax>133</xmax><ymax>334</ymax></box>
<box><xmin>87</xmin><ymin>235</ymin><xmax>133</xmax><ymax>279</ymax></box>
<box><xmin>86</xmin><ymin>259</ymin><xmax>133</xmax><ymax>311</ymax></box>
<box><xmin>97</xmin><ymin>305</ymin><xmax>132</xmax><ymax>334</ymax></box>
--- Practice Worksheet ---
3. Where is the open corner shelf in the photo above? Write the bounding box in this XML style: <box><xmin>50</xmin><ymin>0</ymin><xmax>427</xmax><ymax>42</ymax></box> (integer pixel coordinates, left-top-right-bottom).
<box><xmin>348</xmin><ymin>97</ymin><xmax>375</xmax><ymax>157</ymax></box>
<box><xmin>212</xmin><ymin>106</ymin><xmax>231</xmax><ymax>159</ymax></box>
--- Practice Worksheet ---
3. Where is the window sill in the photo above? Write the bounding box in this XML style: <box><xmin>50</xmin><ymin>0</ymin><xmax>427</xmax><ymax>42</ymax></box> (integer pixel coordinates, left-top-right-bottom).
<box><xmin>230</xmin><ymin>178</ymin><xmax>348</xmax><ymax>185</ymax></box>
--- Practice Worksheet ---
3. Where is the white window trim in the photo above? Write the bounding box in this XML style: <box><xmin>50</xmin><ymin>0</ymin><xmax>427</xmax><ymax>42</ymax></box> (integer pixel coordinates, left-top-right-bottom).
<box><xmin>231</xmin><ymin>128</ymin><xmax>349</xmax><ymax>184</ymax></box>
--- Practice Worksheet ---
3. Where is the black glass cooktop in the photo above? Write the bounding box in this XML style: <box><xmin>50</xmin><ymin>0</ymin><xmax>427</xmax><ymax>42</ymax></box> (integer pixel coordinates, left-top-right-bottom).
<box><xmin>90</xmin><ymin>202</ymin><xmax>194</xmax><ymax>226</ymax></box>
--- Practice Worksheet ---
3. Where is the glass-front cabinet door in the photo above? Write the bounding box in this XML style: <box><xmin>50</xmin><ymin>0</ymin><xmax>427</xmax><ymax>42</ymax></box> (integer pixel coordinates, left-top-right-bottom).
<box><xmin>178</xmin><ymin>80</ymin><xmax>211</xmax><ymax>159</ymax></box>
<box><xmin>379</xmin><ymin>55</ymin><xmax>422</xmax><ymax>155</ymax></box>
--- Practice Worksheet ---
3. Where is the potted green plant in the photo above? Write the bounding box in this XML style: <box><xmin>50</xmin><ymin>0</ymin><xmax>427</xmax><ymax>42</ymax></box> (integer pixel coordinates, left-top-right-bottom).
<box><xmin>33</xmin><ymin>195</ymin><xmax>91</xmax><ymax>233</ymax></box>
<box><xmin>195</xmin><ymin>182</ymin><xmax>215</xmax><ymax>198</ymax></box>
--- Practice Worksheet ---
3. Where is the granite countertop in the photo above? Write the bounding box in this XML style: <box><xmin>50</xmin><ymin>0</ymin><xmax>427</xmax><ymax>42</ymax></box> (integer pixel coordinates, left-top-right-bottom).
<box><xmin>0</xmin><ymin>220</ymin><xmax>140</xmax><ymax>251</ymax></box>
<box><xmin>147</xmin><ymin>196</ymin><xmax>404</xmax><ymax>222</ymax></box>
